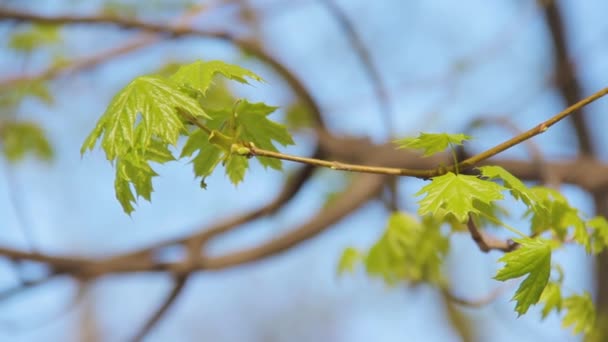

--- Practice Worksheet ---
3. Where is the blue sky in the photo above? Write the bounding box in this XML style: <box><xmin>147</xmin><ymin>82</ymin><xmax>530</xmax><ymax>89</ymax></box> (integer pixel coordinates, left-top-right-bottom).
<box><xmin>1</xmin><ymin>0</ymin><xmax>608</xmax><ymax>341</ymax></box>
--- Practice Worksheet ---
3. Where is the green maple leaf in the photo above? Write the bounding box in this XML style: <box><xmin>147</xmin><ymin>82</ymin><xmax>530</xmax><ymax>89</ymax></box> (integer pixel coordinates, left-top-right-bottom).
<box><xmin>588</xmin><ymin>216</ymin><xmax>608</xmax><ymax>254</ymax></box>
<box><xmin>562</xmin><ymin>292</ymin><xmax>596</xmax><ymax>335</ymax></box>
<box><xmin>9</xmin><ymin>23</ymin><xmax>62</xmax><ymax>53</ymax></box>
<box><xmin>539</xmin><ymin>282</ymin><xmax>562</xmax><ymax>319</ymax></box>
<box><xmin>0</xmin><ymin>121</ymin><xmax>53</xmax><ymax>162</ymax></box>
<box><xmin>235</xmin><ymin>100</ymin><xmax>294</xmax><ymax>170</ymax></box>
<box><xmin>528</xmin><ymin>187</ymin><xmax>585</xmax><ymax>242</ymax></box>
<box><xmin>170</xmin><ymin>60</ymin><xmax>263</xmax><ymax>95</ymax></box>
<box><xmin>81</xmin><ymin>75</ymin><xmax>208</xmax><ymax>160</ymax></box>
<box><xmin>395</xmin><ymin>132</ymin><xmax>471</xmax><ymax>157</ymax></box>
<box><xmin>416</xmin><ymin>172</ymin><xmax>505</xmax><ymax>222</ymax></box>
<box><xmin>224</xmin><ymin>154</ymin><xmax>249</xmax><ymax>184</ymax></box>
<box><xmin>494</xmin><ymin>237</ymin><xmax>551</xmax><ymax>316</ymax></box>
<box><xmin>114</xmin><ymin>154</ymin><xmax>158</xmax><ymax>214</ymax></box>
<box><xmin>478</xmin><ymin>165</ymin><xmax>544</xmax><ymax>214</ymax></box>
<box><xmin>337</xmin><ymin>247</ymin><xmax>361</xmax><ymax>275</ymax></box>
<box><xmin>81</xmin><ymin>75</ymin><xmax>204</xmax><ymax>213</ymax></box>
<box><xmin>364</xmin><ymin>212</ymin><xmax>449</xmax><ymax>285</ymax></box>
<box><xmin>181</xmin><ymin>129</ymin><xmax>222</xmax><ymax>178</ymax></box>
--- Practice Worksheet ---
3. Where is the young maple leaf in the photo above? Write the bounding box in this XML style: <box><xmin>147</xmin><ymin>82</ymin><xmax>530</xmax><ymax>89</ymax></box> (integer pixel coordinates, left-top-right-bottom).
<box><xmin>478</xmin><ymin>165</ymin><xmax>545</xmax><ymax>214</ymax></box>
<box><xmin>235</xmin><ymin>100</ymin><xmax>294</xmax><ymax>170</ymax></box>
<box><xmin>562</xmin><ymin>292</ymin><xmax>596</xmax><ymax>336</ymax></box>
<box><xmin>170</xmin><ymin>60</ymin><xmax>263</xmax><ymax>95</ymax></box>
<box><xmin>415</xmin><ymin>172</ymin><xmax>504</xmax><ymax>222</ymax></box>
<box><xmin>539</xmin><ymin>282</ymin><xmax>562</xmax><ymax>319</ymax></box>
<box><xmin>81</xmin><ymin>75</ymin><xmax>208</xmax><ymax>160</ymax></box>
<box><xmin>395</xmin><ymin>132</ymin><xmax>471</xmax><ymax>157</ymax></box>
<box><xmin>494</xmin><ymin>237</ymin><xmax>551</xmax><ymax>316</ymax></box>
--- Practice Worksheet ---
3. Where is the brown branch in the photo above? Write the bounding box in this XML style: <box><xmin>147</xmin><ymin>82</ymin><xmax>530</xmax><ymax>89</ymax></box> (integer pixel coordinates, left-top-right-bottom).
<box><xmin>200</xmin><ymin>173</ymin><xmax>385</xmax><ymax>270</ymax></box>
<box><xmin>0</xmin><ymin>173</ymin><xmax>383</xmax><ymax>275</ymax></box>
<box><xmin>466</xmin><ymin>216</ymin><xmax>518</xmax><ymax>253</ymax></box>
<box><xmin>105</xmin><ymin>147</ymin><xmax>322</xmax><ymax>270</ymax></box>
<box><xmin>0</xmin><ymin>8</ymin><xmax>327</xmax><ymax>130</ymax></box>
<box><xmin>0</xmin><ymin>5</ymin><xmax>210</xmax><ymax>88</ymax></box>
<box><xmin>0</xmin><ymin>272</ymin><xmax>62</xmax><ymax>302</ymax></box>
<box><xmin>129</xmin><ymin>274</ymin><xmax>190</xmax><ymax>342</ymax></box>
<box><xmin>444</xmin><ymin>284</ymin><xmax>511</xmax><ymax>308</ymax></box>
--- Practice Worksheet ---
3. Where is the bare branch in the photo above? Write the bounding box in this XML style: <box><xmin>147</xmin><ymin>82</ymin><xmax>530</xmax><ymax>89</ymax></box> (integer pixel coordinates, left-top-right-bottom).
<box><xmin>320</xmin><ymin>0</ymin><xmax>393</xmax><ymax>136</ymax></box>
<box><xmin>444</xmin><ymin>284</ymin><xmax>512</xmax><ymax>308</ymax></box>
<box><xmin>129</xmin><ymin>274</ymin><xmax>190</xmax><ymax>342</ymax></box>
<box><xmin>466</xmin><ymin>216</ymin><xmax>518</xmax><ymax>253</ymax></box>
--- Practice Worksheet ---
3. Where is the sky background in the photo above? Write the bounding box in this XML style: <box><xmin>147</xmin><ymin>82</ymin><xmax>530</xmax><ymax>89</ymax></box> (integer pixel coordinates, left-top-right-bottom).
<box><xmin>1</xmin><ymin>0</ymin><xmax>608</xmax><ymax>341</ymax></box>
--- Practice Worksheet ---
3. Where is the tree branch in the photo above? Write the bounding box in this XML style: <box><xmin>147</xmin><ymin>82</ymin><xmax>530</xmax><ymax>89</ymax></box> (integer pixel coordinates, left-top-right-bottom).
<box><xmin>320</xmin><ymin>0</ymin><xmax>393</xmax><ymax>136</ymax></box>
<box><xmin>129</xmin><ymin>274</ymin><xmax>190</xmax><ymax>342</ymax></box>
<box><xmin>231</xmin><ymin>86</ymin><xmax>608</xmax><ymax>178</ymax></box>
<box><xmin>0</xmin><ymin>8</ymin><xmax>327</xmax><ymax>130</ymax></box>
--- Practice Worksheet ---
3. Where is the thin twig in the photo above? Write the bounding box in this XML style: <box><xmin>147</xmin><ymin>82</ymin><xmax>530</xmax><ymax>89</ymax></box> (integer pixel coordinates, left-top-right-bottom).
<box><xmin>444</xmin><ymin>284</ymin><xmax>512</xmax><ymax>308</ymax></box>
<box><xmin>237</xmin><ymin>86</ymin><xmax>608</xmax><ymax>178</ymax></box>
<box><xmin>320</xmin><ymin>0</ymin><xmax>393</xmax><ymax>136</ymax></box>
<box><xmin>466</xmin><ymin>215</ymin><xmax>518</xmax><ymax>253</ymax></box>
<box><xmin>129</xmin><ymin>274</ymin><xmax>190</xmax><ymax>342</ymax></box>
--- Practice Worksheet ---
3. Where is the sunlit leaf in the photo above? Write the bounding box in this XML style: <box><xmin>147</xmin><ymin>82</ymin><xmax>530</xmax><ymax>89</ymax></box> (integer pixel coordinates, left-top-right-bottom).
<box><xmin>0</xmin><ymin>121</ymin><xmax>53</xmax><ymax>162</ymax></box>
<box><xmin>416</xmin><ymin>172</ymin><xmax>505</xmax><ymax>222</ymax></box>
<box><xmin>588</xmin><ymin>216</ymin><xmax>608</xmax><ymax>254</ymax></box>
<box><xmin>9</xmin><ymin>23</ymin><xmax>62</xmax><ymax>52</ymax></box>
<box><xmin>395</xmin><ymin>132</ymin><xmax>471</xmax><ymax>157</ymax></box>
<box><xmin>540</xmin><ymin>282</ymin><xmax>562</xmax><ymax>319</ymax></box>
<box><xmin>235</xmin><ymin>100</ymin><xmax>294</xmax><ymax>170</ymax></box>
<box><xmin>170</xmin><ymin>60</ymin><xmax>263</xmax><ymax>95</ymax></box>
<box><xmin>562</xmin><ymin>292</ymin><xmax>596</xmax><ymax>336</ymax></box>
<box><xmin>478</xmin><ymin>165</ymin><xmax>544</xmax><ymax>214</ymax></box>
<box><xmin>337</xmin><ymin>247</ymin><xmax>361</xmax><ymax>275</ymax></box>
<box><xmin>495</xmin><ymin>237</ymin><xmax>551</xmax><ymax>316</ymax></box>
<box><xmin>81</xmin><ymin>75</ymin><xmax>208</xmax><ymax>160</ymax></box>
<box><xmin>364</xmin><ymin>212</ymin><xmax>449</xmax><ymax>285</ymax></box>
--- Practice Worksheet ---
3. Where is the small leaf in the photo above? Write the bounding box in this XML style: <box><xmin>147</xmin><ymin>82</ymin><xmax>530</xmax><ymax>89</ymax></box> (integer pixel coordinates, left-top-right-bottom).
<box><xmin>539</xmin><ymin>282</ymin><xmax>562</xmax><ymax>319</ymax></box>
<box><xmin>9</xmin><ymin>23</ymin><xmax>62</xmax><ymax>53</ymax></box>
<box><xmin>478</xmin><ymin>165</ymin><xmax>544</xmax><ymax>213</ymax></box>
<box><xmin>588</xmin><ymin>216</ymin><xmax>608</xmax><ymax>254</ymax></box>
<box><xmin>284</xmin><ymin>101</ymin><xmax>313</xmax><ymax>130</ymax></box>
<box><xmin>528</xmin><ymin>187</ymin><xmax>585</xmax><ymax>242</ymax></box>
<box><xmin>364</xmin><ymin>212</ymin><xmax>449</xmax><ymax>285</ymax></box>
<box><xmin>562</xmin><ymin>292</ymin><xmax>596</xmax><ymax>335</ymax></box>
<box><xmin>0</xmin><ymin>121</ymin><xmax>53</xmax><ymax>162</ymax></box>
<box><xmin>144</xmin><ymin>139</ymin><xmax>175</xmax><ymax>164</ymax></box>
<box><xmin>494</xmin><ymin>238</ymin><xmax>551</xmax><ymax>316</ymax></box>
<box><xmin>224</xmin><ymin>154</ymin><xmax>248</xmax><ymax>185</ymax></box>
<box><xmin>416</xmin><ymin>172</ymin><xmax>505</xmax><ymax>222</ymax></box>
<box><xmin>337</xmin><ymin>247</ymin><xmax>361</xmax><ymax>275</ymax></box>
<box><xmin>235</xmin><ymin>100</ymin><xmax>295</xmax><ymax>170</ymax></box>
<box><xmin>181</xmin><ymin>130</ymin><xmax>223</xmax><ymax>178</ymax></box>
<box><xmin>395</xmin><ymin>132</ymin><xmax>471</xmax><ymax>157</ymax></box>
<box><xmin>170</xmin><ymin>60</ymin><xmax>263</xmax><ymax>95</ymax></box>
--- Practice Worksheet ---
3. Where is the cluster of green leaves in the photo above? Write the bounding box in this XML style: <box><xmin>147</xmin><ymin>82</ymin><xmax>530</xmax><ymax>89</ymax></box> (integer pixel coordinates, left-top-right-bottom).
<box><xmin>338</xmin><ymin>132</ymin><xmax>608</xmax><ymax>338</ymax></box>
<box><xmin>339</xmin><ymin>212</ymin><xmax>449</xmax><ymax>285</ymax></box>
<box><xmin>81</xmin><ymin>60</ymin><xmax>294</xmax><ymax>214</ymax></box>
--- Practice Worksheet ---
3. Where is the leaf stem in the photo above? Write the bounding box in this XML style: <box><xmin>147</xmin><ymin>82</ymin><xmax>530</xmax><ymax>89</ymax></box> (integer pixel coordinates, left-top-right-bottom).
<box><xmin>479</xmin><ymin>211</ymin><xmax>527</xmax><ymax>239</ymax></box>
